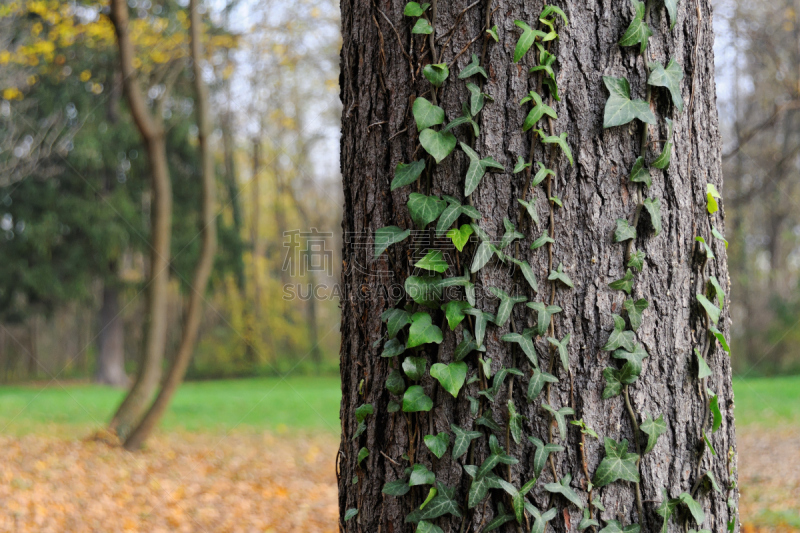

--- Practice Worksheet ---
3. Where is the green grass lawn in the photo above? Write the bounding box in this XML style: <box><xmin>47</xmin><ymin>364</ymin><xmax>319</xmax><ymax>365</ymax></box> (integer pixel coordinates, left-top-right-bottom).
<box><xmin>0</xmin><ymin>375</ymin><xmax>797</xmax><ymax>436</ymax></box>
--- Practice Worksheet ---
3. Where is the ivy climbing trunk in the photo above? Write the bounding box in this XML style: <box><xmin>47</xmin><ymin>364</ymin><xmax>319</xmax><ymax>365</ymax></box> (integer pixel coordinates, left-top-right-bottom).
<box><xmin>339</xmin><ymin>0</ymin><xmax>738</xmax><ymax>532</ymax></box>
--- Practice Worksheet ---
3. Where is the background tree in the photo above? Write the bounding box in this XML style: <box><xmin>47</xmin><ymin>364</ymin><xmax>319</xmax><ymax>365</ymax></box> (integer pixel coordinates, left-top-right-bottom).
<box><xmin>338</xmin><ymin>0</ymin><xmax>738</xmax><ymax>531</ymax></box>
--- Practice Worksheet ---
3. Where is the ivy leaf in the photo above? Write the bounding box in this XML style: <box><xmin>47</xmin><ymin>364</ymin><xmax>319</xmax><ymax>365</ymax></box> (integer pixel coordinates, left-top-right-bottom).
<box><xmin>489</xmin><ymin>287</ymin><xmax>526</xmax><ymax>327</ymax></box>
<box><xmin>419</xmin><ymin>128</ymin><xmax>457</xmax><ymax>163</ymax></box>
<box><xmin>527</xmin><ymin>301</ymin><xmax>563</xmax><ymax>336</ymax></box>
<box><xmin>355</xmin><ymin>404</ymin><xmax>373</xmax><ymax>424</ymax></box>
<box><xmin>386</xmin><ymin>370</ymin><xmax>407</xmax><ymax>397</ymax></box>
<box><xmin>548</xmin><ymin>262</ymin><xmax>575</xmax><ymax>288</ymax></box>
<box><xmin>403</xmin><ymin>2</ymin><xmax>430</xmax><ymax>16</ymax></box>
<box><xmin>403</xmin><ymin>356</ymin><xmax>427</xmax><ymax>380</ymax></box>
<box><xmin>603</xmin><ymin>314</ymin><xmax>636</xmax><ymax>351</ymax></box>
<box><xmin>643</xmin><ymin>197</ymin><xmax>662</xmax><ymax>235</ymax></box>
<box><xmin>405</xmin><ymin>483</ymin><xmax>461</xmax><ymax>522</ymax></box>
<box><xmin>446</xmin><ymin>224</ymin><xmax>473</xmax><ymax>252</ymax></box>
<box><xmin>609</xmin><ymin>269</ymin><xmax>635</xmax><ymax>294</ymax></box>
<box><xmin>532</xmin><ymin>162</ymin><xmax>555</xmax><ymax>187</ymax></box>
<box><xmin>640</xmin><ymin>412</ymin><xmax>666</xmax><ymax>453</ymax></box>
<box><xmin>517</xmin><ymin>198</ymin><xmax>540</xmax><ymax>226</ymax></box>
<box><xmin>405</xmin><ymin>274</ymin><xmax>442</xmax><ymax>308</ymax></box>
<box><xmin>414</xmin><ymin>249</ymin><xmax>448</xmax><ymax>274</ymax></box>
<box><xmin>382</xmin><ymin>338</ymin><xmax>406</xmax><ymax>358</ymax></box>
<box><xmin>451</xmin><ymin>424</ymin><xmax>482</xmax><ymax>460</ymax></box>
<box><xmin>514</xmin><ymin>156</ymin><xmax>531</xmax><ymax>174</ymax></box>
<box><xmin>613</xmin><ymin>343</ymin><xmax>649</xmax><ymax>382</ymax></box>
<box><xmin>623</xmin><ymin>298</ymin><xmax>649</xmax><ymax>331</ymax></box>
<box><xmin>529</xmin><ymin>43</ymin><xmax>556</xmax><ymax>80</ymax></box>
<box><xmin>461</xmin><ymin>142</ymin><xmax>505</xmax><ymax>196</ymax></box>
<box><xmin>417</xmin><ymin>520</ymin><xmax>443</xmax><ymax>533</ymax></box>
<box><xmin>522</xmin><ymin>90</ymin><xmax>558</xmax><ymax>131</ymax></box>
<box><xmin>531</xmin><ymin>232</ymin><xmax>555</xmax><ymax>250</ymax></box>
<box><xmin>407</xmin><ymin>311</ymin><xmax>444</xmax><ymax>348</ymax></box>
<box><xmin>442</xmin><ymin>300</ymin><xmax>470</xmax><ymax>330</ymax></box>
<box><xmin>679</xmin><ymin>492</ymin><xmax>706</xmax><ymax>526</ymax></box>
<box><xmin>695</xmin><ymin>348</ymin><xmax>712</xmax><ymax>379</ymax></box>
<box><xmin>403</xmin><ymin>385</ymin><xmax>433</xmax><ymax>412</ymax></box>
<box><xmin>528</xmin><ymin>369</ymin><xmax>558</xmax><ymax>401</ymax></box>
<box><xmin>408</xmin><ymin>193</ymin><xmax>447</xmax><ymax>229</ymax></box>
<box><xmin>526</xmin><ymin>503</ymin><xmax>558</xmax><ymax>533</ymax></box>
<box><xmin>470</xmin><ymin>241</ymin><xmax>495</xmax><ymax>273</ymax></box>
<box><xmin>391</xmin><ymin>160</ymin><xmax>426</xmax><ymax>191</ymax></box>
<box><xmin>603</xmin><ymin>76</ymin><xmax>656</xmax><ymax>128</ymax></box>
<box><xmin>424</xmin><ymin>432</ymin><xmax>450</xmax><ymax>459</ymax></box>
<box><xmin>514</xmin><ymin>20</ymin><xmax>546</xmax><ymax>63</ymax></box>
<box><xmin>508</xmin><ymin>400</ymin><xmax>525</xmax><ymax>444</ymax></box>
<box><xmin>459</xmin><ymin>53</ymin><xmax>487</xmax><ymax>79</ymax></box>
<box><xmin>382</xmin><ymin>308</ymin><xmax>411</xmax><ymax>339</ymax></box>
<box><xmin>602</xmin><ymin>367</ymin><xmax>623</xmax><ymax>399</ymax></box>
<box><xmin>547</xmin><ymin>333</ymin><xmax>571</xmax><ymax>371</ymax></box>
<box><xmin>542</xmin><ymin>403</ymin><xmax>575</xmax><ymax>441</ymax></box>
<box><xmin>528</xmin><ymin>436</ymin><xmax>564</xmax><ymax>477</ymax></box>
<box><xmin>579</xmin><ymin>508</ymin><xmax>600</xmax><ymax>530</ymax></box>
<box><xmin>543</xmin><ymin>77</ymin><xmax>560</xmax><ymax>101</ymax></box>
<box><xmin>695</xmin><ymin>235</ymin><xmax>714</xmax><ymax>259</ymax></box>
<box><xmin>712</xmin><ymin>226</ymin><xmax>728</xmax><ymax>248</ymax></box>
<box><xmin>709</xmin><ymin>325</ymin><xmax>730</xmax><ymax>354</ymax></box>
<box><xmin>442</xmin><ymin>102</ymin><xmax>480</xmax><ymax>136</ymax></box>
<box><xmin>454</xmin><ymin>330</ymin><xmax>485</xmax><ymax>361</ymax></box>
<box><xmin>344</xmin><ymin>508</ymin><xmax>358</xmax><ymax>521</ymax></box>
<box><xmin>619</xmin><ymin>0</ymin><xmax>653</xmax><ymax>54</ymax></box>
<box><xmin>541</xmin><ymin>5</ymin><xmax>569</xmax><ymax>26</ymax></box>
<box><xmin>537</xmin><ymin>130</ymin><xmax>574</xmax><ymax>166</ymax></box>
<box><xmin>466</xmin><ymin>82</ymin><xmax>489</xmax><ymax>116</ymax></box>
<box><xmin>423</xmin><ymin>63</ymin><xmax>449</xmax><ymax>87</ymax></box>
<box><xmin>614</xmin><ymin>218</ymin><xmax>637</xmax><ymax>242</ymax></box>
<box><xmin>357</xmin><ymin>447</ymin><xmax>369</xmax><ymax>466</ymax></box>
<box><xmin>412</xmin><ymin>97</ymin><xmax>444</xmax><ymax>131</ymax></box>
<box><xmin>484</xmin><ymin>503</ymin><xmax>515</xmax><ymax>531</ymax></box>
<box><xmin>499</xmin><ymin>217</ymin><xmax>524</xmax><ymax>249</ymax></box>
<box><xmin>544</xmin><ymin>473</ymin><xmax>583</xmax><ymax>509</ymax></box>
<box><xmin>410</xmin><ymin>463</ymin><xmax>436</xmax><ymax>487</ymax></box>
<box><xmin>593</xmin><ymin>437</ymin><xmax>640</xmax><ymax>488</ymax></box>
<box><xmin>709</xmin><ymin>392</ymin><xmax>722</xmax><ymax>433</ymax></box>
<box><xmin>630</xmin><ymin>156</ymin><xmax>652</xmax><ymax>188</ymax></box>
<box><xmin>411</xmin><ymin>17</ymin><xmax>433</xmax><ymax>34</ymax></box>
<box><xmin>707</xmin><ymin>182</ymin><xmax>722</xmax><ymax>214</ymax></box>
<box><xmin>708</xmin><ymin>276</ymin><xmax>725</xmax><ymax>308</ymax></box>
<box><xmin>697</xmin><ymin>293</ymin><xmax>720</xmax><ymax>324</ymax></box>
<box><xmin>487</xmin><ymin>25</ymin><xmax>499</xmax><ymax>42</ymax></box>
<box><xmin>383</xmin><ymin>478</ymin><xmax>411</xmax><ymax>496</ymax></box>
<box><xmin>703</xmin><ymin>429</ymin><xmax>717</xmax><ymax>456</ymax></box>
<box><xmin>648</xmin><ymin>58</ymin><xmax>684</xmax><ymax>112</ymax></box>
<box><xmin>463</xmin><ymin>308</ymin><xmax>495</xmax><ymax>346</ymax></box>
<box><xmin>502</xmin><ymin>331</ymin><xmax>539</xmax><ymax>369</ymax></box>
<box><xmin>508</xmin><ymin>257</ymin><xmax>539</xmax><ymax>293</ymax></box>
<box><xmin>599</xmin><ymin>521</ymin><xmax>641</xmax><ymax>533</ymax></box>
<box><xmin>572</xmin><ymin>419</ymin><xmax>600</xmax><ymax>439</ymax></box>
<box><xmin>374</xmin><ymin>226</ymin><xmax>411</xmax><ymax>258</ymax></box>
<box><xmin>464</xmin><ymin>466</ymin><xmax>502</xmax><ymax>508</ymax></box>
<box><xmin>705</xmin><ymin>471</ymin><xmax>722</xmax><ymax>493</ymax></box>
<box><xmin>430</xmin><ymin>362</ymin><xmax>468</xmax><ymax>398</ymax></box>
<box><xmin>628</xmin><ymin>250</ymin><xmax>646</xmax><ymax>272</ymax></box>
<box><xmin>664</xmin><ymin>0</ymin><xmax>679</xmax><ymax>28</ymax></box>
<box><xmin>652</xmin><ymin>118</ymin><xmax>674</xmax><ymax>169</ymax></box>
<box><xmin>549</xmin><ymin>195</ymin><xmax>563</xmax><ymax>207</ymax></box>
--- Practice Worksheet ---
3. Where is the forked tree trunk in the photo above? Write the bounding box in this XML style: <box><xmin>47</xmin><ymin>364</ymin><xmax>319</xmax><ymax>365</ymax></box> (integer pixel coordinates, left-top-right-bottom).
<box><xmin>95</xmin><ymin>283</ymin><xmax>128</xmax><ymax>387</ymax></box>
<box><xmin>338</xmin><ymin>1</ymin><xmax>738</xmax><ymax>532</ymax></box>
<box><xmin>122</xmin><ymin>0</ymin><xmax>217</xmax><ymax>450</ymax></box>
<box><xmin>108</xmin><ymin>0</ymin><xmax>173</xmax><ymax>438</ymax></box>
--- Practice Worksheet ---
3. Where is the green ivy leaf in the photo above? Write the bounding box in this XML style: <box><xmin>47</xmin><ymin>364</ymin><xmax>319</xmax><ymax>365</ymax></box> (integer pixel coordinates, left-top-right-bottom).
<box><xmin>571</xmin><ymin>419</ymin><xmax>600</xmax><ymax>438</ymax></box>
<box><xmin>411</xmin><ymin>17</ymin><xmax>433</xmax><ymax>34</ymax></box>
<box><xmin>412</xmin><ymin>97</ymin><xmax>444</xmax><ymax>131</ymax></box>
<box><xmin>391</xmin><ymin>160</ymin><xmax>426</xmax><ymax>190</ymax></box>
<box><xmin>483</xmin><ymin>503</ymin><xmax>514</xmax><ymax>531</ymax></box>
<box><xmin>446</xmin><ymin>224</ymin><xmax>473</xmax><ymax>252</ymax></box>
<box><xmin>357</xmin><ymin>447</ymin><xmax>369</xmax><ymax>466</ymax></box>
<box><xmin>382</xmin><ymin>337</ymin><xmax>406</xmax><ymax>357</ymax></box>
<box><xmin>502</xmin><ymin>331</ymin><xmax>539</xmax><ymax>369</ymax></box>
<box><xmin>417</xmin><ymin>520</ymin><xmax>443</xmax><ymax>533</ymax></box>
<box><xmin>508</xmin><ymin>257</ymin><xmax>539</xmax><ymax>293</ymax></box>
<box><xmin>407</xmin><ymin>193</ymin><xmax>446</xmax><ymax>229</ymax></box>
<box><xmin>544</xmin><ymin>473</ymin><xmax>583</xmax><ymax>509</ymax></box>
<box><xmin>630</xmin><ymin>156</ymin><xmax>652</xmax><ymax>187</ymax></box>
<box><xmin>464</xmin><ymin>465</ymin><xmax>503</xmax><ymax>508</ymax></box>
<box><xmin>613</xmin><ymin>343</ymin><xmax>649</xmax><ymax>381</ymax></box>
<box><xmin>414</xmin><ymin>249</ymin><xmax>448</xmax><ymax>274</ymax></box>
<box><xmin>527</xmin><ymin>368</ymin><xmax>558</xmax><ymax>401</ymax></box>
<box><xmin>537</xmin><ymin>130</ymin><xmax>574</xmax><ymax>166</ymax></box>
<box><xmin>695</xmin><ymin>348</ymin><xmax>712</xmax><ymax>379</ymax></box>
<box><xmin>709</xmin><ymin>392</ymin><xmax>722</xmax><ymax>433</ymax></box>
<box><xmin>707</xmin><ymin>183</ymin><xmax>722</xmax><ymax>214</ymax></box>
<box><xmin>543</xmin><ymin>77</ymin><xmax>560</xmax><ymax>101</ymax></box>
<box><xmin>664</xmin><ymin>0</ymin><xmax>679</xmax><ymax>28</ymax></box>
<box><xmin>489</xmin><ymin>287</ymin><xmax>526</xmax><ymax>327</ymax></box>
<box><xmin>419</xmin><ymin>128</ymin><xmax>457</xmax><ymax>163</ymax></box>
<box><xmin>442</xmin><ymin>300</ymin><xmax>470</xmax><ymax>330</ymax></box>
<box><xmin>593</xmin><ymin>437</ymin><xmax>640</xmax><ymax>488</ymax></box>
<box><xmin>454</xmin><ymin>330</ymin><xmax>485</xmax><ymax>361</ymax></box>
<box><xmin>703</xmin><ymin>428</ymin><xmax>717</xmax><ymax>456</ymax></box>
<box><xmin>697</xmin><ymin>293</ymin><xmax>720</xmax><ymax>324</ymax></box>
<box><xmin>514</xmin><ymin>156</ymin><xmax>531</xmax><ymax>174</ymax></box>
<box><xmin>508</xmin><ymin>400</ymin><xmax>525</xmax><ymax>444</ymax></box>
<box><xmin>695</xmin><ymin>235</ymin><xmax>714</xmax><ymax>259</ymax></box>
<box><xmin>623</xmin><ymin>298</ymin><xmax>649</xmax><ymax>331</ymax></box>
<box><xmin>451</xmin><ymin>424</ymin><xmax>482</xmax><ymax>460</ymax></box>
<box><xmin>470</xmin><ymin>241</ymin><xmax>495</xmax><ymax>273</ymax></box>
<box><xmin>461</xmin><ymin>142</ymin><xmax>505</xmax><ymax>196</ymax></box>
<box><xmin>513</xmin><ymin>20</ymin><xmax>546</xmax><ymax>63</ymax></box>
<box><xmin>381</xmin><ymin>308</ymin><xmax>411</xmax><ymax>338</ymax></box>
<box><xmin>403</xmin><ymin>356</ymin><xmax>427</xmax><ymax>380</ymax></box>
<box><xmin>679</xmin><ymin>492</ymin><xmax>706</xmax><ymax>525</ymax></box>
<box><xmin>529</xmin><ymin>43</ymin><xmax>556</xmax><ymax>80</ymax></box>
<box><xmin>403</xmin><ymin>385</ymin><xmax>433</xmax><ymax>412</ymax></box>
<box><xmin>385</xmin><ymin>369</ymin><xmax>406</xmax><ymax>395</ymax></box>
<box><xmin>599</xmin><ymin>520</ymin><xmax>641</xmax><ymax>533</ymax></box>
<box><xmin>382</xmin><ymin>478</ymin><xmax>411</xmax><ymax>496</ymax></box>
<box><xmin>407</xmin><ymin>311</ymin><xmax>444</xmax><ymax>348</ymax></box>
<box><xmin>526</xmin><ymin>503</ymin><xmax>558</xmax><ymax>533</ymax></box>
<box><xmin>614</xmin><ymin>218</ymin><xmax>637</xmax><ymax>242</ymax></box>
<box><xmin>705</xmin><ymin>471</ymin><xmax>722</xmax><ymax>493</ymax></box>
<box><xmin>619</xmin><ymin>0</ymin><xmax>653</xmax><ymax>54</ymax></box>
<box><xmin>463</xmin><ymin>308</ymin><xmax>495</xmax><ymax>346</ymax></box>
<box><xmin>712</xmin><ymin>226</ymin><xmax>728</xmax><ymax>248</ymax></box>
<box><xmin>602</xmin><ymin>367</ymin><xmax>623</xmax><ymax>399</ymax></box>
<box><xmin>517</xmin><ymin>198</ymin><xmax>540</xmax><ymax>226</ymax></box>
<box><xmin>709</xmin><ymin>325</ymin><xmax>730</xmax><ymax>354</ymax></box>
<box><xmin>652</xmin><ymin>118</ymin><xmax>674</xmax><ymax>169</ymax></box>
<box><xmin>409</xmin><ymin>463</ymin><xmax>436</xmax><ymax>486</ymax></box>
<box><xmin>499</xmin><ymin>217</ymin><xmax>524</xmax><ymax>249</ymax></box>
<box><xmin>542</xmin><ymin>403</ymin><xmax>575</xmax><ymax>441</ymax></box>
<box><xmin>532</xmin><ymin>162</ymin><xmax>555</xmax><ymax>187</ymax></box>
<box><xmin>527</xmin><ymin>301</ymin><xmax>562</xmax><ymax>336</ymax></box>
<box><xmin>466</xmin><ymin>82</ymin><xmax>488</xmax><ymax>116</ymax></box>
<box><xmin>442</xmin><ymin>103</ymin><xmax>480</xmax><ymax>136</ymax></box>
<box><xmin>521</xmin><ymin>90</ymin><xmax>558</xmax><ymax>131</ymax></box>
<box><xmin>374</xmin><ymin>226</ymin><xmax>411</xmax><ymax>258</ymax></box>
<box><xmin>603</xmin><ymin>314</ymin><xmax>636</xmax><ymax>351</ymax></box>
<box><xmin>405</xmin><ymin>483</ymin><xmax>461</xmax><ymax>522</ymax></box>
<box><xmin>640</xmin><ymin>412</ymin><xmax>666</xmax><ymax>453</ymax></box>
<box><xmin>609</xmin><ymin>269</ymin><xmax>635</xmax><ymax>294</ymax></box>
<box><xmin>423</xmin><ymin>63</ymin><xmax>449</xmax><ymax>87</ymax></box>
<box><xmin>405</xmin><ymin>274</ymin><xmax>442</xmax><ymax>308</ymax></box>
<box><xmin>648</xmin><ymin>59</ymin><xmax>684</xmax><ymax>111</ymax></box>
<box><xmin>541</xmin><ymin>5</ymin><xmax>569</xmax><ymax>26</ymax></box>
<box><xmin>424</xmin><ymin>432</ymin><xmax>450</xmax><ymax>459</ymax></box>
<box><xmin>458</xmin><ymin>53</ymin><xmax>487</xmax><ymax>79</ymax></box>
<box><xmin>549</xmin><ymin>195</ymin><xmax>563</xmax><ymax>207</ymax></box>
<box><xmin>531</xmin><ymin>232</ymin><xmax>555</xmax><ymax>250</ymax></box>
<box><xmin>528</xmin><ymin>436</ymin><xmax>564</xmax><ymax>477</ymax></box>
<box><xmin>643</xmin><ymin>197</ymin><xmax>662</xmax><ymax>235</ymax></box>
<box><xmin>548</xmin><ymin>262</ymin><xmax>575</xmax><ymax>288</ymax></box>
<box><xmin>628</xmin><ymin>250</ymin><xmax>646</xmax><ymax>272</ymax></box>
<box><xmin>487</xmin><ymin>25</ymin><xmax>499</xmax><ymax>42</ymax></box>
<box><xmin>403</xmin><ymin>2</ymin><xmax>430</xmax><ymax>16</ymax></box>
<box><xmin>430</xmin><ymin>362</ymin><xmax>468</xmax><ymax>398</ymax></box>
<box><xmin>603</xmin><ymin>76</ymin><xmax>656</xmax><ymax>128</ymax></box>
<box><xmin>548</xmin><ymin>333</ymin><xmax>571</xmax><ymax>371</ymax></box>
<box><xmin>344</xmin><ymin>508</ymin><xmax>358</xmax><ymax>521</ymax></box>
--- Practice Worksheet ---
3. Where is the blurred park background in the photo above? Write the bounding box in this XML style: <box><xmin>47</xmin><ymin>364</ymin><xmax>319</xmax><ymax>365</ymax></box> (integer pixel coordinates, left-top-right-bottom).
<box><xmin>0</xmin><ymin>0</ymin><xmax>799</xmax><ymax>531</ymax></box>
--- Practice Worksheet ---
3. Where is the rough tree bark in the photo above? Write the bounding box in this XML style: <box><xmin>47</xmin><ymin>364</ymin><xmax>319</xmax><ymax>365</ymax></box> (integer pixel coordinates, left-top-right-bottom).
<box><xmin>122</xmin><ymin>0</ymin><xmax>217</xmax><ymax>450</ymax></box>
<box><xmin>108</xmin><ymin>0</ymin><xmax>173</xmax><ymax>438</ymax></box>
<box><xmin>95</xmin><ymin>283</ymin><xmax>129</xmax><ymax>387</ymax></box>
<box><xmin>338</xmin><ymin>0</ymin><xmax>738</xmax><ymax>532</ymax></box>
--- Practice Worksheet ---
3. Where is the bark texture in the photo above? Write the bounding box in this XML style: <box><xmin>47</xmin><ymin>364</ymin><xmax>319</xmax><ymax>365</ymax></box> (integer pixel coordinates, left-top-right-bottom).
<box><xmin>108</xmin><ymin>0</ymin><xmax>173</xmax><ymax>438</ymax></box>
<box><xmin>338</xmin><ymin>0</ymin><xmax>738</xmax><ymax>532</ymax></box>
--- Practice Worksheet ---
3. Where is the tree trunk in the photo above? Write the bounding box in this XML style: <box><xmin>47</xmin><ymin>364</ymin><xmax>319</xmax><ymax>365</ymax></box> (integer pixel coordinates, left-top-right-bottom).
<box><xmin>108</xmin><ymin>0</ymin><xmax>173</xmax><ymax>438</ymax></box>
<box><xmin>122</xmin><ymin>0</ymin><xmax>217</xmax><ymax>450</ymax></box>
<box><xmin>95</xmin><ymin>283</ymin><xmax>129</xmax><ymax>387</ymax></box>
<box><xmin>338</xmin><ymin>1</ymin><xmax>738</xmax><ymax>532</ymax></box>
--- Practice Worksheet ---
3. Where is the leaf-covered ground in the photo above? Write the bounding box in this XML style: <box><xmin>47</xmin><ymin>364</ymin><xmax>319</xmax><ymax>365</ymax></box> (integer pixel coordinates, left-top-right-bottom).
<box><xmin>0</xmin><ymin>426</ymin><xmax>797</xmax><ymax>532</ymax></box>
